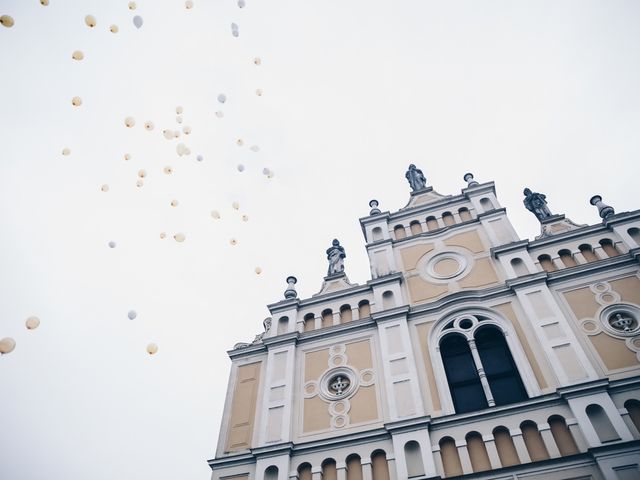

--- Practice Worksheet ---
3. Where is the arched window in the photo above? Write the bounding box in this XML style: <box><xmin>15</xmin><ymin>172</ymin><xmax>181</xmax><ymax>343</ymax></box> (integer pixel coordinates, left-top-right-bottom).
<box><xmin>480</xmin><ymin>197</ymin><xmax>494</xmax><ymax>212</ymax></box>
<box><xmin>628</xmin><ymin>228</ymin><xmax>640</xmax><ymax>246</ymax></box>
<box><xmin>346</xmin><ymin>454</ymin><xmax>363</xmax><ymax>480</ymax></box>
<box><xmin>322</xmin><ymin>459</ymin><xmax>338</xmax><ymax>480</ymax></box>
<box><xmin>442</xmin><ymin>211</ymin><xmax>456</xmax><ymax>227</ymax></box>
<box><xmin>404</xmin><ymin>440</ymin><xmax>425</xmax><ymax>477</ymax></box>
<box><xmin>625</xmin><ymin>399</ymin><xmax>640</xmax><ymax>434</ymax></box>
<box><xmin>586</xmin><ymin>404</ymin><xmax>619</xmax><ymax>443</ymax></box>
<box><xmin>358</xmin><ymin>300</ymin><xmax>371</xmax><ymax>319</ymax></box>
<box><xmin>475</xmin><ymin>327</ymin><xmax>528</xmax><ymax>406</ymax></box>
<box><xmin>410</xmin><ymin>220</ymin><xmax>423</xmax><ymax>235</ymax></box>
<box><xmin>426</xmin><ymin>216</ymin><xmax>439</xmax><ymax>231</ymax></box>
<box><xmin>382</xmin><ymin>291</ymin><xmax>395</xmax><ymax>310</ymax></box>
<box><xmin>321</xmin><ymin>309</ymin><xmax>333</xmax><ymax>329</ymax></box>
<box><xmin>466</xmin><ymin>431</ymin><xmax>491</xmax><ymax>472</ymax></box>
<box><xmin>440</xmin><ymin>334</ymin><xmax>487</xmax><ymax>413</ymax></box>
<box><xmin>520</xmin><ymin>421</ymin><xmax>550</xmax><ymax>461</ymax></box>
<box><xmin>297</xmin><ymin>463</ymin><xmax>312</xmax><ymax>480</ymax></box>
<box><xmin>548</xmin><ymin>415</ymin><xmax>579</xmax><ymax>456</ymax></box>
<box><xmin>510</xmin><ymin>258</ymin><xmax>528</xmax><ymax>276</ymax></box>
<box><xmin>493</xmin><ymin>426</ymin><xmax>520</xmax><ymax>467</ymax></box>
<box><xmin>371</xmin><ymin>226</ymin><xmax>383</xmax><ymax>242</ymax></box>
<box><xmin>277</xmin><ymin>316</ymin><xmax>288</xmax><ymax>335</ymax></box>
<box><xmin>264</xmin><ymin>465</ymin><xmax>279</xmax><ymax>480</ymax></box>
<box><xmin>458</xmin><ymin>207</ymin><xmax>472</xmax><ymax>221</ymax></box>
<box><xmin>340</xmin><ymin>304</ymin><xmax>352</xmax><ymax>323</ymax></box>
<box><xmin>439</xmin><ymin>437</ymin><xmax>463</xmax><ymax>477</ymax></box>
<box><xmin>394</xmin><ymin>225</ymin><xmax>406</xmax><ymax>240</ymax></box>
<box><xmin>303</xmin><ymin>313</ymin><xmax>315</xmax><ymax>332</ymax></box>
<box><xmin>558</xmin><ymin>249</ymin><xmax>577</xmax><ymax>267</ymax></box>
<box><xmin>579</xmin><ymin>244</ymin><xmax>598</xmax><ymax>262</ymax></box>
<box><xmin>600</xmin><ymin>239</ymin><xmax>620</xmax><ymax>257</ymax></box>
<box><xmin>371</xmin><ymin>450</ymin><xmax>390</xmax><ymax>480</ymax></box>
<box><xmin>538</xmin><ymin>254</ymin><xmax>556</xmax><ymax>272</ymax></box>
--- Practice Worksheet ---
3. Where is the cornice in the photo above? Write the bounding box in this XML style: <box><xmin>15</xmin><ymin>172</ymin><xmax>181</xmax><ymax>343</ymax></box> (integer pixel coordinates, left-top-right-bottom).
<box><xmin>297</xmin><ymin>317</ymin><xmax>377</xmax><ymax>345</ymax></box>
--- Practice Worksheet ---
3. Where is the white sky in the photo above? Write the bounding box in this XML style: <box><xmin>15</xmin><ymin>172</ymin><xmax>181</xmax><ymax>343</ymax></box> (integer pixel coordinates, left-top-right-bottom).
<box><xmin>1</xmin><ymin>1</ymin><xmax>639</xmax><ymax>479</ymax></box>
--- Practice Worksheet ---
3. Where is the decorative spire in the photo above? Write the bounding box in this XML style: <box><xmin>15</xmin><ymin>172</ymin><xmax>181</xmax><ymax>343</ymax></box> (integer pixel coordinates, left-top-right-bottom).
<box><xmin>326</xmin><ymin>239</ymin><xmax>346</xmax><ymax>276</ymax></box>
<box><xmin>523</xmin><ymin>187</ymin><xmax>553</xmax><ymax>222</ymax></box>
<box><xmin>405</xmin><ymin>164</ymin><xmax>427</xmax><ymax>192</ymax></box>
<box><xmin>368</xmin><ymin>199</ymin><xmax>381</xmax><ymax>215</ymax></box>
<box><xmin>590</xmin><ymin>195</ymin><xmax>615</xmax><ymax>221</ymax></box>
<box><xmin>463</xmin><ymin>172</ymin><xmax>479</xmax><ymax>187</ymax></box>
<box><xmin>283</xmin><ymin>276</ymin><xmax>298</xmax><ymax>299</ymax></box>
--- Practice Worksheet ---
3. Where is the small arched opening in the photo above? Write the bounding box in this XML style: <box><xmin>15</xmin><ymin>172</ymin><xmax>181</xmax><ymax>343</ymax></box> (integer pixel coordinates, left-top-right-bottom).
<box><xmin>558</xmin><ymin>249</ymin><xmax>577</xmax><ymax>267</ymax></box>
<box><xmin>264</xmin><ymin>465</ymin><xmax>279</xmax><ymax>480</ymax></box>
<box><xmin>439</xmin><ymin>437</ymin><xmax>463</xmax><ymax>477</ymax></box>
<box><xmin>510</xmin><ymin>257</ymin><xmax>529</xmax><ymax>276</ymax></box>
<box><xmin>600</xmin><ymin>239</ymin><xmax>620</xmax><ymax>257</ymax></box>
<box><xmin>426</xmin><ymin>216</ymin><xmax>439</xmax><ymax>231</ymax></box>
<box><xmin>346</xmin><ymin>454</ymin><xmax>363</xmax><ymax>480</ymax></box>
<box><xmin>404</xmin><ymin>440</ymin><xmax>425</xmax><ymax>478</ymax></box>
<box><xmin>358</xmin><ymin>300</ymin><xmax>371</xmax><ymax>319</ymax></box>
<box><xmin>394</xmin><ymin>225</ymin><xmax>406</xmax><ymax>240</ymax></box>
<box><xmin>370</xmin><ymin>450</ymin><xmax>391</xmax><ymax>480</ymax></box>
<box><xmin>520</xmin><ymin>420</ymin><xmax>550</xmax><ymax>461</ymax></box>
<box><xmin>480</xmin><ymin>197</ymin><xmax>494</xmax><ymax>212</ymax></box>
<box><xmin>458</xmin><ymin>207</ymin><xmax>472</xmax><ymax>221</ymax></box>
<box><xmin>579</xmin><ymin>244</ymin><xmax>598</xmax><ymax>262</ymax></box>
<box><xmin>277</xmin><ymin>316</ymin><xmax>289</xmax><ymax>335</ymax></box>
<box><xmin>493</xmin><ymin>426</ymin><xmax>520</xmax><ymax>467</ymax></box>
<box><xmin>466</xmin><ymin>431</ymin><xmax>491</xmax><ymax>472</ymax></box>
<box><xmin>297</xmin><ymin>462</ymin><xmax>312</xmax><ymax>480</ymax></box>
<box><xmin>340</xmin><ymin>304</ymin><xmax>353</xmax><ymax>323</ymax></box>
<box><xmin>321</xmin><ymin>309</ymin><xmax>333</xmax><ymax>329</ymax></box>
<box><xmin>382</xmin><ymin>290</ymin><xmax>395</xmax><ymax>310</ymax></box>
<box><xmin>586</xmin><ymin>404</ymin><xmax>619</xmax><ymax>443</ymax></box>
<box><xmin>548</xmin><ymin>415</ymin><xmax>579</xmax><ymax>456</ymax></box>
<box><xmin>624</xmin><ymin>399</ymin><xmax>640</xmax><ymax>435</ymax></box>
<box><xmin>410</xmin><ymin>220</ymin><xmax>423</xmax><ymax>235</ymax></box>
<box><xmin>371</xmin><ymin>226</ymin><xmax>383</xmax><ymax>242</ymax></box>
<box><xmin>442</xmin><ymin>211</ymin><xmax>456</xmax><ymax>227</ymax></box>
<box><xmin>321</xmin><ymin>458</ymin><xmax>338</xmax><ymax>480</ymax></box>
<box><xmin>628</xmin><ymin>227</ymin><xmax>640</xmax><ymax>246</ymax></box>
<box><xmin>538</xmin><ymin>254</ymin><xmax>556</xmax><ymax>272</ymax></box>
<box><xmin>303</xmin><ymin>313</ymin><xmax>315</xmax><ymax>332</ymax></box>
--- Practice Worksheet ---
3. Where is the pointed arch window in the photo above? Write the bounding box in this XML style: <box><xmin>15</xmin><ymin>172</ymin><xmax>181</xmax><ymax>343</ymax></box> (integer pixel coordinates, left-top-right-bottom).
<box><xmin>439</xmin><ymin>316</ymin><xmax>528</xmax><ymax>413</ymax></box>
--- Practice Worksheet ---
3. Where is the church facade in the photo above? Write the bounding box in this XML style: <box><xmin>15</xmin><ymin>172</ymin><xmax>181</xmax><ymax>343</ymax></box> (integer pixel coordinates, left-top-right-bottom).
<box><xmin>208</xmin><ymin>167</ymin><xmax>640</xmax><ymax>480</ymax></box>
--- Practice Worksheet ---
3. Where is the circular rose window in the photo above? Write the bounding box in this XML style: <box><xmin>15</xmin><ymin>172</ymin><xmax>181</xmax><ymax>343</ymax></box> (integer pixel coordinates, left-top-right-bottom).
<box><xmin>423</xmin><ymin>251</ymin><xmax>470</xmax><ymax>281</ymax></box>
<box><xmin>600</xmin><ymin>304</ymin><xmax>640</xmax><ymax>338</ymax></box>
<box><xmin>318</xmin><ymin>366</ymin><xmax>358</xmax><ymax>401</ymax></box>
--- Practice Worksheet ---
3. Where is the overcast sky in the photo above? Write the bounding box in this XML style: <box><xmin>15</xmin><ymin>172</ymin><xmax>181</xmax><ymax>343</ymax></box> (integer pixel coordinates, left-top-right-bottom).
<box><xmin>1</xmin><ymin>1</ymin><xmax>639</xmax><ymax>479</ymax></box>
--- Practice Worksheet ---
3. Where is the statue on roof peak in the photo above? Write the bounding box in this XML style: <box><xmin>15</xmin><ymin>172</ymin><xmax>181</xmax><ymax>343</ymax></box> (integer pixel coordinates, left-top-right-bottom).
<box><xmin>405</xmin><ymin>164</ymin><xmax>427</xmax><ymax>192</ymax></box>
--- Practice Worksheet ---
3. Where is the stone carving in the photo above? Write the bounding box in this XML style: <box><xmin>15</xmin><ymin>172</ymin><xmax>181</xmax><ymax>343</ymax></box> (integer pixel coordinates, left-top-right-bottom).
<box><xmin>326</xmin><ymin>239</ymin><xmax>346</xmax><ymax>276</ymax></box>
<box><xmin>405</xmin><ymin>164</ymin><xmax>427</xmax><ymax>192</ymax></box>
<box><xmin>368</xmin><ymin>199</ymin><xmax>381</xmax><ymax>215</ymax></box>
<box><xmin>233</xmin><ymin>317</ymin><xmax>272</xmax><ymax>349</ymax></box>
<box><xmin>523</xmin><ymin>188</ymin><xmax>553</xmax><ymax>221</ymax></box>
<box><xmin>283</xmin><ymin>276</ymin><xmax>298</xmax><ymax>299</ymax></box>
<box><xmin>463</xmin><ymin>172</ymin><xmax>479</xmax><ymax>187</ymax></box>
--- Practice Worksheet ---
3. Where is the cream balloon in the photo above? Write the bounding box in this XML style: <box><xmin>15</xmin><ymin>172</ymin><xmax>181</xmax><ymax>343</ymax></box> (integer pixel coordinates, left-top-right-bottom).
<box><xmin>144</xmin><ymin>121</ymin><xmax>154</xmax><ymax>131</ymax></box>
<box><xmin>62</xmin><ymin>148</ymin><xmax>71</xmax><ymax>156</ymax></box>
<box><xmin>101</xmin><ymin>184</ymin><xmax>109</xmax><ymax>192</ymax></box>
<box><xmin>170</xmin><ymin>199</ymin><xmax>178</xmax><ymax>207</ymax></box>
<box><xmin>0</xmin><ymin>337</ymin><xmax>16</xmax><ymax>354</ymax></box>
<box><xmin>0</xmin><ymin>15</ymin><xmax>14</xmax><ymax>28</ymax></box>
<box><xmin>211</xmin><ymin>210</ymin><xmax>221</xmax><ymax>219</ymax></box>
<box><xmin>85</xmin><ymin>15</ymin><xmax>96</xmax><ymax>28</ymax></box>
<box><xmin>185</xmin><ymin>0</ymin><xmax>194</xmax><ymax>9</ymax></box>
<box><xmin>110</xmin><ymin>24</ymin><xmax>119</xmax><ymax>33</ymax></box>
<box><xmin>174</xmin><ymin>233</ymin><xmax>185</xmax><ymax>242</ymax></box>
<box><xmin>25</xmin><ymin>316</ymin><xmax>40</xmax><ymax>330</ymax></box>
<box><xmin>124</xmin><ymin>116</ymin><xmax>135</xmax><ymax>127</ymax></box>
<box><xmin>163</xmin><ymin>166</ymin><xmax>173</xmax><ymax>175</ymax></box>
<box><xmin>72</xmin><ymin>96</ymin><xmax>82</xmax><ymax>107</ymax></box>
<box><xmin>72</xmin><ymin>50</ymin><xmax>84</xmax><ymax>61</ymax></box>
<box><xmin>147</xmin><ymin>343</ymin><xmax>158</xmax><ymax>355</ymax></box>
<box><xmin>128</xmin><ymin>2</ymin><xmax>137</xmax><ymax>10</ymax></box>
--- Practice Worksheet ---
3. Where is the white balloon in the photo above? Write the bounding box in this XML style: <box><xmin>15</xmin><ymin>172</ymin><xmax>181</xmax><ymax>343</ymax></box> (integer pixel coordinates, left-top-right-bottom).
<box><xmin>163</xmin><ymin>129</ymin><xmax>174</xmax><ymax>140</ymax></box>
<box><xmin>62</xmin><ymin>148</ymin><xmax>71</xmax><ymax>156</ymax></box>
<box><xmin>185</xmin><ymin>0</ymin><xmax>194</xmax><ymax>9</ymax></box>
<box><xmin>170</xmin><ymin>199</ymin><xmax>178</xmax><ymax>207</ymax></box>
<box><xmin>238</xmin><ymin>0</ymin><xmax>246</xmax><ymax>8</ymax></box>
<box><xmin>110</xmin><ymin>24</ymin><xmax>119</xmax><ymax>33</ymax></box>
<box><xmin>237</xmin><ymin>164</ymin><xmax>245</xmax><ymax>172</ymax></box>
<box><xmin>232</xmin><ymin>201</ymin><xmax>240</xmax><ymax>210</ymax></box>
<box><xmin>0</xmin><ymin>337</ymin><xmax>16</xmax><ymax>354</ymax></box>
<box><xmin>242</xmin><ymin>214</ymin><xmax>249</xmax><ymax>222</ymax></box>
<box><xmin>214</xmin><ymin>111</ymin><xmax>224</xmax><ymax>118</ymax></box>
<box><xmin>250</xmin><ymin>145</ymin><xmax>259</xmax><ymax>152</ymax></box>
<box><xmin>163</xmin><ymin>166</ymin><xmax>173</xmax><ymax>175</ymax></box>
<box><xmin>182</xmin><ymin>126</ymin><xmax>191</xmax><ymax>135</ymax></box>
<box><xmin>236</xmin><ymin>138</ymin><xmax>244</xmax><ymax>146</ymax></box>
<box><xmin>133</xmin><ymin>15</ymin><xmax>143</xmax><ymax>29</ymax></box>
<box><xmin>217</xmin><ymin>94</ymin><xmax>226</xmax><ymax>104</ymax></box>
<box><xmin>124</xmin><ymin>116</ymin><xmax>135</xmax><ymax>127</ymax></box>
<box><xmin>196</xmin><ymin>155</ymin><xmax>203</xmax><ymax>162</ymax></box>
<box><xmin>26</xmin><ymin>316</ymin><xmax>40</xmax><ymax>330</ymax></box>
<box><xmin>176</xmin><ymin>106</ymin><xmax>183</xmax><ymax>114</ymax></box>
<box><xmin>108</xmin><ymin>241</ymin><xmax>116</xmax><ymax>248</ymax></box>
<box><xmin>211</xmin><ymin>210</ymin><xmax>221</xmax><ymax>219</ymax></box>
<box><xmin>101</xmin><ymin>184</ymin><xmax>109</xmax><ymax>192</ymax></box>
<box><xmin>128</xmin><ymin>310</ymin><xmax>137</xmax><ymax>320</ymax></box>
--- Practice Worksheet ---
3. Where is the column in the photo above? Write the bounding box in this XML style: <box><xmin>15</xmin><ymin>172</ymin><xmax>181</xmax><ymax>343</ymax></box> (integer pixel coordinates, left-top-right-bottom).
<box><xmin>593</xmin><ymin>247</ymin><xmax>608</xmax><ymax>260</ymax></box>
<box><xmin>511</xmin><ymin>428</ymin><xmax>532</xmax><ymax>464</ymax></box>
<box><xmin>567</xmin><ymin>419</ymin><xmax>589</xmax><ymax>452</ymax></box>
<box><xmin>336</xmin><ymin>463</ymin><xmax>347</xmax><ymax>480</ymax></box>
<box><xmin>482</xmin><ymin>434</ymin><xmax>502</xmax><ymax>470</ymax></box>
<box><xmin>333</xmin><ymin>312</ymin><xmax>341</xmax><ymax>326</ymax></box>
<box><xmin>552</xmin><ymin>258</ymin><xmax>565</xmax><ymax>270</ymax></box>
<box><xmin>432</xmin><ymin>445</ymin><xmax>445</xmax><ymax>478</ymax></box>
<box><xmin>456</xmin><ymin>440</ymin><xmax>473</xmax><ymax>475</ymax></box>
<box><xmin>538</xmin><ymin>423</ymin><xmax>561</xmax><ymax>458</ymax></box>
<box><xmin>314</xmin><ymin>316</ymin><xmax>322</xmax><ymax>330</ymax></box>
<box><xmin>311</xmin><ymin>467</ymin><xmax>322</xmax><ymax>480</ymax></box>
<box><xmin>468</xmin><ymin>339</ymin><xmax>495</xmax><ymax>407</ymax></box>
<box><xmin>573</xmin><ymin>251</ymin><xmax>588</xmax><ymax>265</ymax></box>
<box><xmin>351</xmin><ymin>306</ymin><xmax>359</xmax><ymax>321</ymax></box>
<box><xmin>386</xmin><ymin>456</ymin><xmax>398</xmax><ymax>480</ymax></box>
<box><xmin>361</xmin><ymin>462</ymin><xmax>373</xmax><ymax>480</ymax></box>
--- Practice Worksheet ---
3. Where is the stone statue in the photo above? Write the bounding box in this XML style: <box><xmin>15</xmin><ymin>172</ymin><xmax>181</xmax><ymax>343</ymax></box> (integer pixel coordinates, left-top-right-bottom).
<box><xmin>326</xmin><ymin>239</ymin><xmax>346</xmax><ymax>276</ymax></box>
<box><xmin>405</xmin><ymin>164</ymin><xmax>427</xmax><ymax>191</ymax></box>
<box><xmin>523</xmin><ymin>188</ymin><xmax>553</xmax><ymax>221</ymax></box>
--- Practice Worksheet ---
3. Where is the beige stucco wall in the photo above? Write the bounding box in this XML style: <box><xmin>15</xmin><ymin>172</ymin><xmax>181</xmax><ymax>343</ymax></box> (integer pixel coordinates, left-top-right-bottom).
<box><xmin>562</xmin><ymin>275</ymin><xmax>640</xmax><ymax>374</ymax></box>
<box><xmin>302</xmin><ymin>339</ymin><xmax>379</xmax><ymax>435</ymax></box>
<box><xmin>225</xmin><ymin>362</ymin><xmax>262</xmax><ymax>452</ymax></box>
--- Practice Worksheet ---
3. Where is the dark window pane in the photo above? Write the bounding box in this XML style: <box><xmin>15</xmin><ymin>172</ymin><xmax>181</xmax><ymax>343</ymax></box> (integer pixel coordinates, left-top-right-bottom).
<box><xmin>440</xmin><ymin>334</ymin><xmax>487</xmax><ymax>413</ymax></box>
<box><xmin>474</xmin><ymin>327</ymin><xmax>528</xmax><ymax>406</ymax></box>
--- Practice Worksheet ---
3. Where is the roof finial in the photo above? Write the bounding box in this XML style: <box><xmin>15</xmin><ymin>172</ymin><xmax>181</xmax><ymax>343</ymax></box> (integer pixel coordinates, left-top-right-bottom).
<box><xmin>463</xmin><ymin>172</ymin><xmax>479</xmax><ymax>187</ymax></box>
<box><xmin>368</xmin><ymin>199</ymin><xmax>381</xmax><ymax>215</ymax></box>
<box><xmin>283</xmin><ymin>276</ymin><xmax>298</xmax><ymax>299</ymax></box>
<box><xmin>590</xmin><ymin>195</ymin><xmax>615</xmax><ymax>221</ymax></box>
